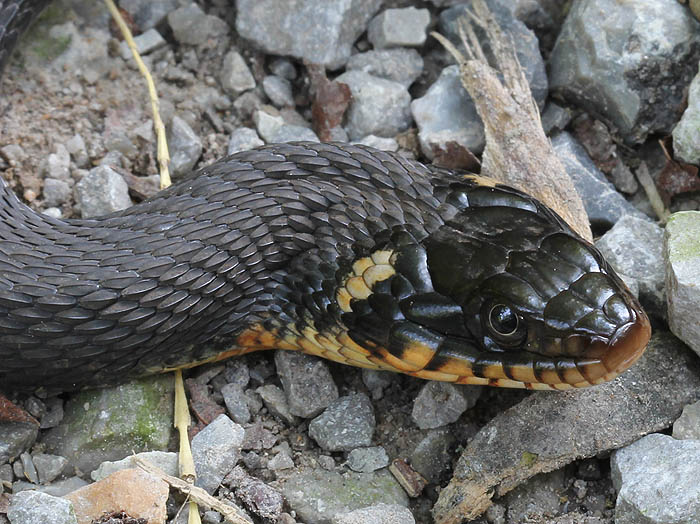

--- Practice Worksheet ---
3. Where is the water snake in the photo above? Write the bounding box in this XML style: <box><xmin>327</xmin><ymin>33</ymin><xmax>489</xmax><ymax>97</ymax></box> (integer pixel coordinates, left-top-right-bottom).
<box><xmin>0</xmin><ymin>0</ymin><xmax>651</xmax><ymax>392</ymax></box>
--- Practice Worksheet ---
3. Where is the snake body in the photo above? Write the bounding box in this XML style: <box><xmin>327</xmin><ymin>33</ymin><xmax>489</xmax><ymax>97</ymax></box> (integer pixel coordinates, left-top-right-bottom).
<box><xmin>0</xmin><ymin>1</ymin><xmax>650</xmax><ymax>392</ymax></box>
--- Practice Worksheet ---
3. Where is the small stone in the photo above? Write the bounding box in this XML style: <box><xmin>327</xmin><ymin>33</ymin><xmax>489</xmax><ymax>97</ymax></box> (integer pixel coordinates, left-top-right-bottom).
<box><xmin>551</xmin><ymin>132</ymin><xmax>648</xmax><ymax>229</ymax></box>
<box><xmin>610</xmin><ymin>159</ymin><xmax>639</xmax><ymax>195</ymax></box>
<box><xmin>612</xmin><ymin>433</ymin><xmax>700</xmax><ymax>524</ymax></box>
<box><xmin>42</xmin><ymin>207</ymin><xmax>63</xmax><ymax>219</ymax></box>
<box><xmin>220</xmin><ymin>50</ymin><xmax>256</xmax><ymax>95</ymax></box>
<box><xmin>278</xmin><ymin>469</ymin><xmax>408</xmax><ymax>524</ymax></box>
<box><xmin>409</xmin><ymin>428</ymin><xmax>455</xmax><ymax>483</ymax></box>
<box><xmin>65</xmin><ymin>135</ymin><xmax>89</xmax><ymax>168</ymax></box>
<box><xmin>317</xmin><ymin>455</ymin><xmax>336</xmax><ymax>470</ymax></box>
<box><xmin>191</xmin><ymin>415</ymin><xmax>245</xmax><ymax>494</ymax></box>
<box><xmin>7</xmin><ymin>491</ymin><xmax>77</xmax><ymax>524</ymax></box>
<box><xmin>268</xmin><ymin>450</ymin><xmax>294</xmax><ymax>471</ymax></box>
<box><xmin>541</xmin><ymin>103</ymin><xmax>572</xmax><ymax>136</ymax></box>
<box><xmin>411</xmin><ymin>382</ymin><xmax>480</xmax><ymax>430</ymax></box>
<box><xmin>353</xmin><ymin>135</ymin><xmax>399</xmax><ymax>152</ymax></box>
<box><xmin>308</xmin><ymin>393</ymin><xmax>375</xmax><ymax>452</ymax></box>
<box><xmin>227</xmin><ymin>127</ymin><xmax>264</xmax><ymax>155</ymax></box>
<box><xmin>39</xmin><ymin>398</ymin><xmax>64</xmax><ymax>430</ymax></box>
<box><xmin>269</xmin><ymin>58</ymin><xmax>297</xmax><ymax>80</ymax></box>
<box><xmin>334</xmin><ymin>71</ymin><xmax>412</xmax><ymax>140</ymax></box>
<box><xmin>43</xmin><ymin>179</ymin><xmax>72</xmax><ymax>207</ymax></box>
<box><xmin>233</xmin><ymin>91</ymin><xmax>263</xmax><ymax>120</ymax></box>
<box><xmin>596</xmin><ymin>215</ymin><xmax>665</xmax><ymax>316</ymax></box>
<box><xmin>361</xmin><ymin>369</ymin><xmax>395</xmax><ymax>401</ymax></box>
<box><xmin>103</xmin><ymin>129</ymin><xmax>137</xmax><ymax>159</ymax></box>
<box><xmin>0</xmin><ymin>422</ymin><xmax>39</xmax><ymax>465</ymax></box>
<box><xmin>119</xmin><ymin>0</ymin><xmax>178</xmax><ymax>30</ymax></box>
<box><xmin>673</xmin><ymin>401</ymin><xmax>700</xmax><ymax>440</ymax></box>
<box><xmin>367</xmin><ymin>8</ymin><xmax>431</xmax><ymax>49</ymax></box>
<box><xmin>42</xmin><ymin>145</ymin><xmax>71</xmax><ymax>180</ymax></box>
<box><xmin>347</xmin><ymin>446</ymin><xmax>390</xmax><ymax>473</ymax></box>
<box><xmin>674</xmin><ymin>66</ymin><xmax>700</xmax><ymax>164</ymax></box>
<box><xmin>226</xmin><ymin>466</ymin><xmax>283</xmax><ymax>521</ymax></box>
<box><xmin>664</xmin><ymin>211</ymin><xmax>700</xmax><ymax>356</ymax></box>
<box><xmin>263</xmin><ymin>75</ymin><xmax>295</xmax><ymax>108</ymax></box>
<box><xmin>74</xmin><ymin>165</ymin><xmax>133</xmax><ymax>218</ymax></box>
<box><xmin>220</xmin><ymin>383</ymin><xmax>251</xmax><ymax>424</ymax></box>
<box><xmin>119</xmin><ymin>28</ymin><xmax>166</xmax><ymax>60</ymax></box>
<box><xmin>254</xmin><ymin>109</ymin><xmax>319</xmax><ymax>143</ymax></box>
<box><xmin>0</xmin><ymin>144</ymin><xmax>26</xmax><ymax>167</ymax></box>
<box><xmin>223</xmin><ymin>360</ymin><xmax>250</xmax><ymax>388</ymax></box>
<box><xmin>168</xmin><ymin>115</ymin><xmax>202</xmax><ymax>177</ymax></box>
<box><xmin>90</xmin><ymin>451</ymin><xmax>178</xmax><ymax>482</ymax></box>
<box><xmin>332</xmin><ymin>503</ymin><xmax>415</xmax><ymax>524</ymax></box>
<box><xmin>411</xmin><ymin>65</ymin><xmax>484</xmax><ymax>159</ymax></box>
<box><xmin>274</xmin><ymin>351</ymin><xmax>338</xmax><ymax>418</ymax></box>
<box><xmin>28</xmin><ymin>476</ymin><xmax>89</xmax><ymax>498</ymax></box>
<box><xmin>256</xmin><ymin>385</ymin><xmax>299</xmax><ymax>426</ymax></box>
<box><xmin>65</xmin><ymin>468</ymin><xmax>168</xmax><ymax>524</ymax></box>
<box><xmin>32</xmin><ymin>454</ymin><xmax>68</xmax><ymax>485</ymax></box>
<box><xmin>502</xmin><ymin>469</ymin><xmax>566</xmax><ymax>523</ymax></box>
<box><xmin>236</xmin><ymin>0</ymin><xmax>383</xmax><ymax>69</ymax></box>
<box><xmin>168</xmin><ymin>4</ymin><xmax>229</xmax><ymax>46</ymax></box>
<box><xmin>19</xmin><ymin>452</ymin><xmax>39</xmax><ymax>484</ymax></box>
<box><xmin>202</xmin><ymin>510</ymin><xmax>223</xmax><ymax>524</ymax></box>
<box><xmin>346</xmin><ymin>48</ymin><xmax>423</xmax><ymax>88</ymax></box>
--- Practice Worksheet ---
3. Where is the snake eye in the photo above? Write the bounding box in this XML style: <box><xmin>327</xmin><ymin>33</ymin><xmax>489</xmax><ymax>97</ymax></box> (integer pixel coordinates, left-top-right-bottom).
<box><xmin>481</xmin><ymin>300</ymin><xmax>527</xmax><ymax>347</ymax></box>
<box><xmin>489</xmin><ymin>304</ymin><xmax>518</xmax><ymax>336</ymax></box>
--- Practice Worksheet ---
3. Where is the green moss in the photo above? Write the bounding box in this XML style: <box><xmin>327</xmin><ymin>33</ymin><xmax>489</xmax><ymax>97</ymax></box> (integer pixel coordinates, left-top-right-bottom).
<box><xmin>16</xmin><ymin>4</ymin><xmax>73</xmax><ymax>65</ymax></box>
<box><xmin>520</xmin><ymin>451</ymin><xmax>539</xmax><ymax>467</ymax></box>
<box><xmin>666</xmin><ymin>211</ymin><xmax>700</xmax><ymax>263</ymax></box>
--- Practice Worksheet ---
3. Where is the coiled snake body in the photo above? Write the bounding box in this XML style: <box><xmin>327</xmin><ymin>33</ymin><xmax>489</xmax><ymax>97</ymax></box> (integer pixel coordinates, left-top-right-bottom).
<box><xmin>0</xmin><ymin>1</ymin><xmax>650</xmax><ymax>391</ymax></box>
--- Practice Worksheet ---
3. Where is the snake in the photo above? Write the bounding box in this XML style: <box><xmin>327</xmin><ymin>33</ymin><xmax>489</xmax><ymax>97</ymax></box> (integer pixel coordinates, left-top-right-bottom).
<box><xmin>0</xmin><ymin>0</ymin><xmax>651</xmax><ymax>392</ymax></box>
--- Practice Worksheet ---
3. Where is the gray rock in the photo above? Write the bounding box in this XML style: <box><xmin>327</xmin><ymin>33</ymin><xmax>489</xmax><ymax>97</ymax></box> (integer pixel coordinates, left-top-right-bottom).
<box><xmin>119</xmin><ymin>0</ymin><xmax>178</xmax><ymax>30</ymax></box>
<box><xmin>263</xmin><ymin>75</ymin><xmax>295</xmax><ymax>108</ymax></box>
<box><xmin>411</xmin><ymin>65</ymin><xmax>484</xmax><ymax>160</ymax></box>
<box><xmin>308</xmin><ymin>393</ymin><xmax>375</xmax><ymax>452</ymax></box>
<box><xmin>612</xmin><ymin>433</ymin><xmax>700</xmax><ymax>524</ymax></box>
<box><xmin>223</xmin><ymin>360</ymin><xmax>250</xmax><ymax>388</ymax></box>
<box><xmin>19</xmin><ymin>452</ymin><xmax>38</xmax><ymax>484</ymax></box>
<box><xmin>346</xmin><ymin>48</ymin><xmax>423</xmax><ymax>89</ymax></box>
<box><xmin>274</xmin><ymin>351</ymin><xmax>338</xmax><ymax>418</ymax></box>
<box><xmin>233</xmin><ymin>91</ymin><xmax>263</xmax><ymax>120</ymax></box>
<box><xmin>90</xmin><ymin>451</ymin><xmax>179</xmax><ymax>481</ymax></box>
<box><xmin>16</xmin><ymin>476</ymin><xmax>89</xmax><ymax>498</ymax></box>
<box><xmin>596</xmin><ymin>215</ymin><xmax>665</xmax><ymax>316</ymax></box>
<box><xmin>74</xmin><ymin>165</ymin><xmax>133</xmax><ymax>218</ymax></box>
<box><xmin>673</xmin><ymin>400</ymin><xmax>700</xmax><ymax>440</ymax></box>
<box><xmin>541</xmin><ymin>103</ymin><xmax>572</xmax><ymax>136</ymax></box>
<box><xmin>502</xmin><ymin>469</ymin><xmax>566</xmax><ymax>524</ymax></box>
<box><xmin>367</xmin><ymin>8</ymin><xmax>431</xmax><ymax>49</ymax></box>
<box><xmin>0</xmin><ymin>144</ymin><xmax>26</xmax><ymax>167</ymax></box>
<box><xmin>439</xmin><ymin>1</ymin><xmax>548</xmax><ymax>108</ymax></box>
<box><xmin>104</xmin><ymin>129</ymin><xmax>138</xmax><ymax>159</ymax></box>
<box><xmin>269</xmin><ymin>58</ymin><xmax>297</xmax><ymax>80</ymax></box>
<box><xmin>254</xmin><ymin>109</ymin><xmax>319</xmax><ymax>143</ymax></box>
<box><xmin>549</xmin><ymin>0</ymin><xmax>700</xmax><ymax>144</ymax></box>
<box><xmin>0</xmin><ymin>422</ymin><xmax>38</xmax><ymax>465</ymax></box>
<box><xmin>39</xmin><ymin>398</ymin><xmax>64</xmax><ymax>430</ymax></box>
<box><xmin>42</xmin><ymin>207</ymin><xmax>62</xmax><ymax>219</ymax></box>
<box><xmin>361</xmin><ymin>369</ymin><xmax>396</xmax><ymax>400</ymax></box>
<box><xmin>335</xmin><ymin>71</ymin><xmax>412</xmax><ymax>140</ymax></box>
<box><xmin>346</xmin><ymin>446</ymin><xmax>389</xmax><ymax>473</ymax></box>
<box><xmin>42</xmin><ymin>179</ymin><xmax>71</xmax><ymax>207</ymax></box>
<box><xmin>332</xmin><ymin>503</ymin><xmax>415</xmax><ymax>524</ymax></box>
<box><xmin>42</xmin><ymin>376</ymin><xmax>173</xmax><ymax>475</ymax></box>
<box><xmin>664</xmin><ymin>211</ymin><xmax>700</xmax><ymax>356</ymax></box>
<box><xmin>118</xmin><ymin>28</ymin><xmax>167</xmax><ymax>60</ymax></box>
<box><xmin>409</xmin><ymin>428</ymin><xmax>455</xmax><ymax>483</ymax></box>
<box><xmin>268</xmin><ymin>450</ymin><xmax>294</xmax><ymax>471</ymax></box>
<box><xmin>42</xmin><ymin>145</ymin><xmax>70</xmax><ymax>181</ymax></box>
<box><xmin>235</xmin><ymin>0</ymin><xmax>383</xmax><ymax>70</ymax></box>
<box><xmin>168</xmin><ymin>4</ymin><xmax>229</xmax><ymax>46</ymax></box>
<box><xmin>192</xmin><ymin>414</ymin><xmax>244</xmax><ymax>494</ymax></box>
<box><xmin>168</xmin><ymin>115</ymin><xmax>202</xmax><ymax>177</ymax></box>
<box><xmin>256</xmin><ymin>385</ymin><xmax>299</xmax><ymax>426</ymax></box>
<box><xmin>412</xmin><ymin>382</ymin><xmax>480</xmax><ymax>430</ymax></box>
<box><xmin>221</xmin><ymin>383</ymin><xmax>251</xmax><ymax>424</ymax></box>
<box><xmin>551</xmin><ymin>132</ymin><xmax>648</xmax><ymax>229</ymax></box>
<box><xmin>7</xmin><ymin>490</ymin><xmax>77</xmax><ymax>524</ymax></box>
<box><xmin>277</xmin><ymin>469</ymin><xmax>408</xmax><ymax>524</ymax></box>
<box><xmin>65</xmin><ymin>135</ymin><xmax>89</xmax><ymax>168</ymax></box>
<box><xmin>0</xmin><ymin>463</ymin><xmax>12</xmax><ymax>484</ymax></box>
<box><xmin>673</xmin><ymin>66</ymin><xmax>700</xmax><ymax>165</ymax></box>
<box><xmin>220</xmin><ymin>51</ymin><xmax>256</xmax><ymax>96</ymax></box>
<box><xmin>32</xmin><ymin>454</ymin><xmax>68</xmax><ymax>485</ymax></box>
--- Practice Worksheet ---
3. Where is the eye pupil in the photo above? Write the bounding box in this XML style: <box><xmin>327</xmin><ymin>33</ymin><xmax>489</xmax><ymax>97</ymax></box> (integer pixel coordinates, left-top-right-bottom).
<box><xmin>489</xmin><ymin>304</ymin><xmax>518</xmax><ymax>335</ymax></box>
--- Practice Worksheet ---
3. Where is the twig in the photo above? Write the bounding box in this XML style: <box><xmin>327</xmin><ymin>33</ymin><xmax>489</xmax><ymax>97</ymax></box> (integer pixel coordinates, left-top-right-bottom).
<box><xmin>430</xmin><ymin>0</ymin><xmax>592</xmax><ymax>242</ymax></box>
<box><xmin>102</xmin><ymin>0</ymin><xmax>171</xmax><ymax>189</ymax></box>
<box><xmin>635</xmin><ymin>162</ymin><xmax>670</xmax><ymax>223</ymax></box>
<box><xmin>135</xmin><ymin>458</ymin><xmax>251</xmax><ymax>524</ymax></box>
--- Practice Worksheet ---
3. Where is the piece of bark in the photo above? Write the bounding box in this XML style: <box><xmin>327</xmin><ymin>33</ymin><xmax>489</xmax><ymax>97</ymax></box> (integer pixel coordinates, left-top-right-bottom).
<box><xmin>432</xmin><ymin>0</ymin><xmax>592</xmax><ymax>241</ymax></box>
<box><xmin>432</xmin><ymin>332</ymin><xmax>700</xmax><ymax>523</ymax></box>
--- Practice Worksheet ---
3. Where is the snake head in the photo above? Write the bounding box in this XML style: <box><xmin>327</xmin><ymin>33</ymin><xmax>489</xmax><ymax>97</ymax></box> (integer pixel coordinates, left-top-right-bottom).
<box><xmin>340</xmin><ymin>183</ymin><xmax>651</xmax><ymax>390</ymax></box>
